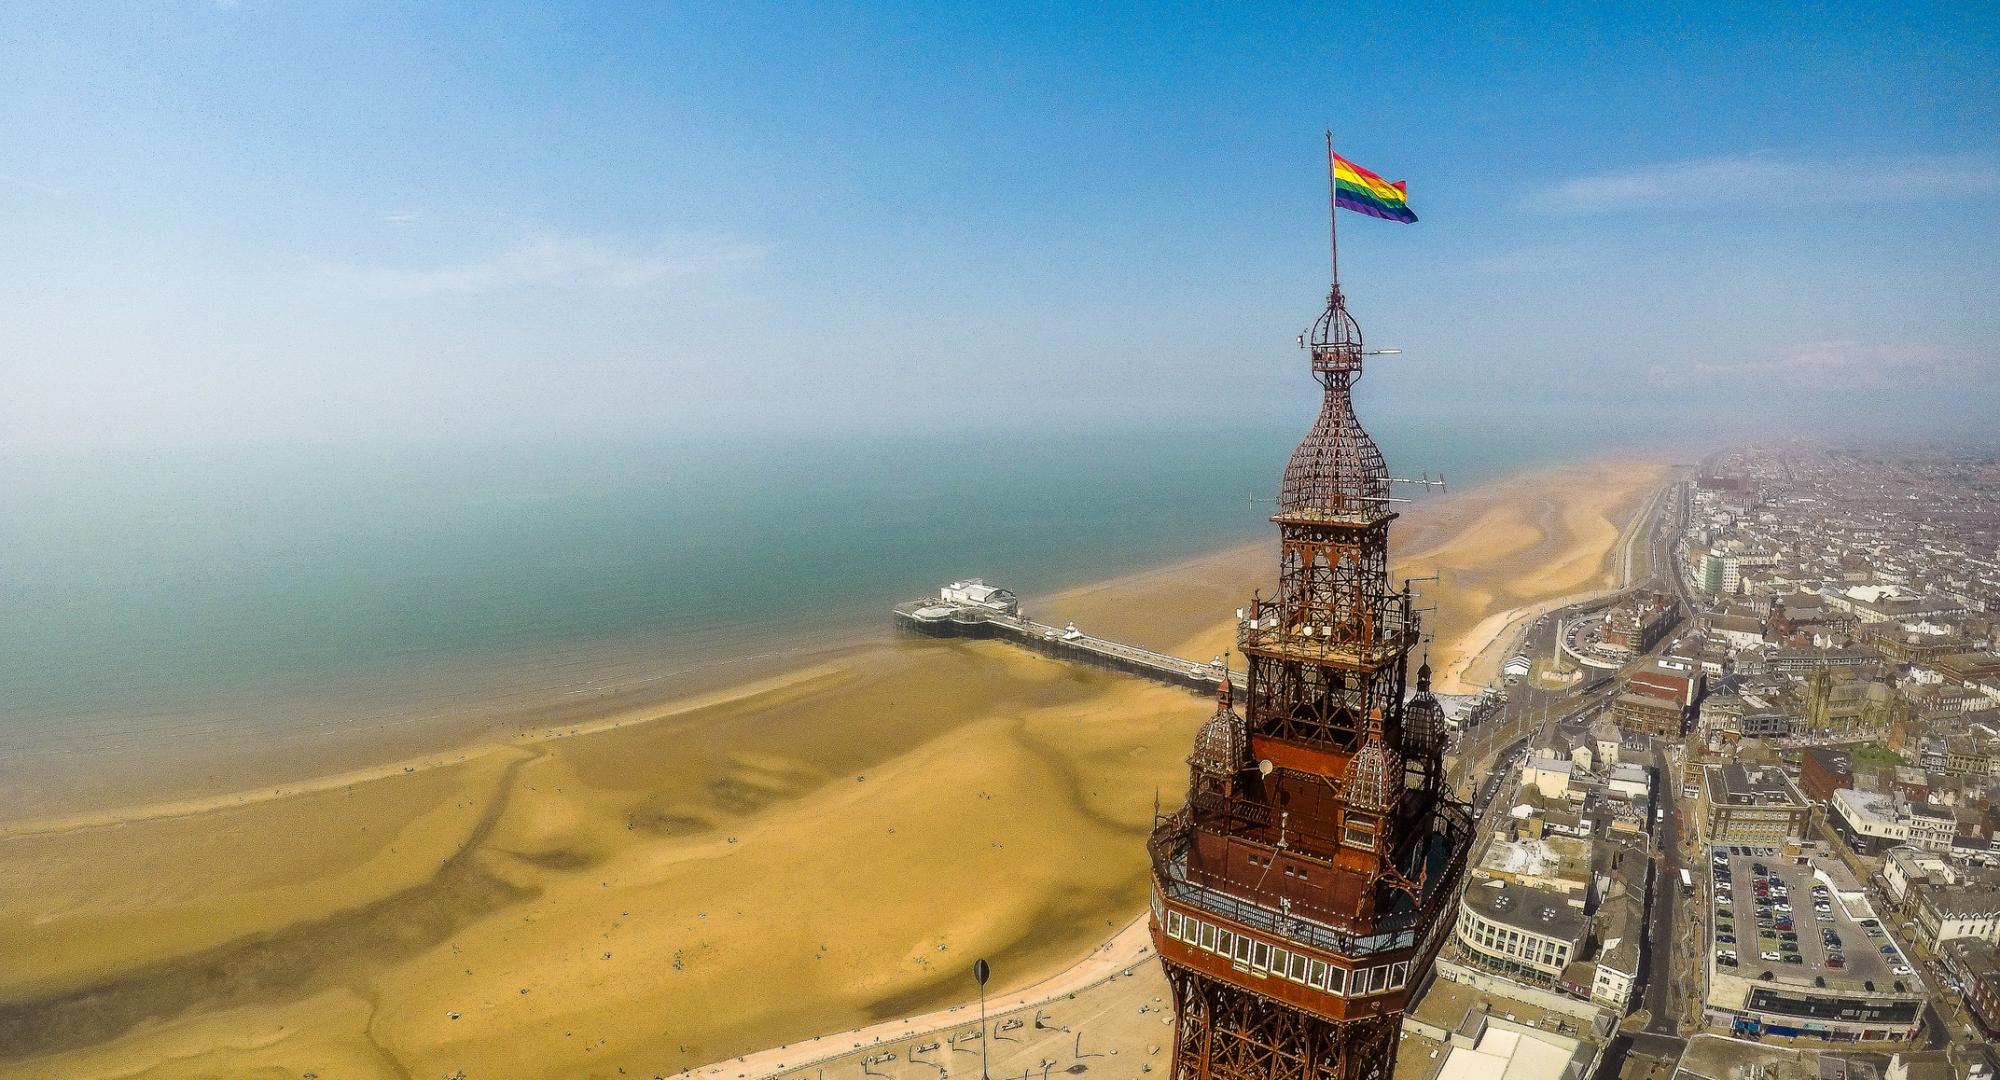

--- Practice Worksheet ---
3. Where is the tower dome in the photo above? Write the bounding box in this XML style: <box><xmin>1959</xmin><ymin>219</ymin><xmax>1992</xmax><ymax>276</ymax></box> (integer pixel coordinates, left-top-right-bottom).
<box><xmin>1189</xmin><ymin>679</ymin><xmax>1246</xmax><ymax>779</ymax></box>
<box><xmin>1402</xmin><ymin>659</ymin><xmax>1446</xmax><ymax>759</ymax></box>
<box><xmin>1341</xmin><ymin>737</ymin><xmax>1403</xmax><ymax>814</ymax></box>
<box><xmin>1279</xmin><ymin>287</ymin><xmax>1389</xmax><ymax>516</ymax></box>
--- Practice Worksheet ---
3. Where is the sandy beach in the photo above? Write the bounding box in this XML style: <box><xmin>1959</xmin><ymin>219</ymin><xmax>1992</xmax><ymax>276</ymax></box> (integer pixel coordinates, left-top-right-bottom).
<box><xmin>0</xmin><ymin>455</ymin><xmax>1664</xmax><ymax>1080</ymax></box>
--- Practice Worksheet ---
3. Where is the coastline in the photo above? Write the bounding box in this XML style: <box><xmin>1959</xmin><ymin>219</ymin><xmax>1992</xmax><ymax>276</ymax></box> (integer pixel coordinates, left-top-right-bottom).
<box><xmin>0</xmin><ymin>453</ymin><xmax>1667</xmax><ymax>1080</ymax></box>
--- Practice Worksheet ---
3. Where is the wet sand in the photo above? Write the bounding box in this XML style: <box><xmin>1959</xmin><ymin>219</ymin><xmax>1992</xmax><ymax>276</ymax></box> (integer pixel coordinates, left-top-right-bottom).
<box><xmin>0</xmin><ymin>456</ymin><xmax>1663</xmax><ymax>1080</ymax></box>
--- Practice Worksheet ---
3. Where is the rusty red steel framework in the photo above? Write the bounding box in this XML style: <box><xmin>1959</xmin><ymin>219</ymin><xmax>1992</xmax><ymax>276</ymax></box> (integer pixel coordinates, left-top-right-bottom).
<box><xmin>1147</xmin><ymin>147</ymin><xmax>1473</xmax><ymax>1080</ymax></box>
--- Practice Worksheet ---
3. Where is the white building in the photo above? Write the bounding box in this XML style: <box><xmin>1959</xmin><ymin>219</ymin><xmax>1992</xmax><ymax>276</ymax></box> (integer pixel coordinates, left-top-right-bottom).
<box><xmin>1607</xmin><ymin>765</ymin><xmax>1650</xmax><ymax>800</ymax></box>
<box><xmin>939</xmin><ymin>578</ymin><xmax>1018</xmax><ymax>614</ymax></box>
<box><xmin>1523</xmin><ymin>757</ymin><xmax>1574</xmax><ymax>800</ymax></box>
<box><xmin>1915</xmin><ymin>887</ymin><xmax>2000</xmax><ymax>951</ymax></box>
<box><xmin>1454</xmin><ymin>879</ymin><xmax>1588</xmax><ymax>984</ymax></box>
<box><xmin>1829</xmin><ymin>788</ymin><xmax>1908</xmax><ymax>854</ymax></box>
<box><xmin>1883</xmin><ymin>847</ymin><xmax>1952</xmax><ymax>903</ymax></box>
<box><xmin>1590</xmin><ymin>941</ymin><xmax>1638</xmax><ymax>1014</ymax></box>
<box><xmin>1908</xmin><ymin>804</ymin><xmax>1957</xmax><ymax>852</ymax></box>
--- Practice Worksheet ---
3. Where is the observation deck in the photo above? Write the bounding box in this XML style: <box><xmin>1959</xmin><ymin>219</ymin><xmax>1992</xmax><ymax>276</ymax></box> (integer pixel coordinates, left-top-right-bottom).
<box><xmin>1146</xmin><ymin>800</ymin><xmax>1474</xmax><ymax>1024</ymax></box>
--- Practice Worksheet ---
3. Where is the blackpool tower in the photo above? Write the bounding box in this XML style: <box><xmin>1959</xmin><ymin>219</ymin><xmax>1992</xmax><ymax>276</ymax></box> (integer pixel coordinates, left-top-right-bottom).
<box><xmin>1145</xmin><ymin>142</ymin><xmax>1474</xmax><ymax>1080</ymax></box>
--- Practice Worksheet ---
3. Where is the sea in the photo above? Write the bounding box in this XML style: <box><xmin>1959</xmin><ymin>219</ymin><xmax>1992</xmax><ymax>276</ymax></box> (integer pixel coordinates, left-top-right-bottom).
<box><xmin>0</xmin><ymin>408</ymin><xmax>1643</xmax><ymax>814</ymax></box>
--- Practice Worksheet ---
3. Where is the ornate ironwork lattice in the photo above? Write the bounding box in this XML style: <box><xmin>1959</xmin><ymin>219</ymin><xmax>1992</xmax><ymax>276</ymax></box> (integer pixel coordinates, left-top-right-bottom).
<box><xmin>1190</xmin><ymin>682</ymin><xmax>1247</xmax><ymax>787</ymax></box>
<box><xmin>1399</xmin><ymin>661</ymin><xmax>1448</xmax><ymax>797</ymax></box>
<box><xmin>1163</xmin><ymin>963</ymin><xmax>1399</xmax><ymax>1080</ymax></box>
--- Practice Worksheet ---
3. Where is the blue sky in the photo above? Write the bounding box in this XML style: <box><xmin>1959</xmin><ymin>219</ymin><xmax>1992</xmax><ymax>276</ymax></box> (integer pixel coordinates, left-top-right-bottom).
<box><xmin>2</xmin><ymin>2</ymin><xmax>1996</xmax><ymax>448</ymax></box>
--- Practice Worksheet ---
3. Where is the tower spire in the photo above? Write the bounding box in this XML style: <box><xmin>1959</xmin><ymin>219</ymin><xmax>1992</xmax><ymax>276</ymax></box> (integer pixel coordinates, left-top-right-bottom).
<box><xmin>1146</xmin><ymin>140</ymin><xmax>1471</xmax><ymax>1080</ymax></box>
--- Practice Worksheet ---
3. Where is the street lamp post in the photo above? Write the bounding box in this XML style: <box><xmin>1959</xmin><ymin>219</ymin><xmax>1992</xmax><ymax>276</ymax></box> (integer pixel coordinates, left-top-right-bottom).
<box><xmin>972</xmin><ymin>958</ymin><xmax>991</xmax><ymax>1080</ymax></box>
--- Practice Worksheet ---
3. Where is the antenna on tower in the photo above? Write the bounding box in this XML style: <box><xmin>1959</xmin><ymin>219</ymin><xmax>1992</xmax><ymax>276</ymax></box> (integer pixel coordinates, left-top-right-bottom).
<box><xmin>1325</xmin><ymin>130</ymin><xmax>1342</xmax><ymax>295</ymax></box>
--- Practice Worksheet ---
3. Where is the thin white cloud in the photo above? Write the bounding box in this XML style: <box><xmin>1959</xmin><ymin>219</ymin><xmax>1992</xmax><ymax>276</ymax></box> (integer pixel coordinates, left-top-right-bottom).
<box><xmin>1524</xmin><ymin>154</ymin><xmax>2000</xmax><ymax>214</ymax></box>
<box><xmin>382</xmin><ymin>210</ymin><xmax>420</xmax><ymax>225</ymax></box>
<box><xmin>325</xmin><ymin>233</ymin><xmax>770</xmax><ymax>298</ymax></box>
<box><xmin>1649</xmin><ymin>340</ymin><xmax>1991</xmax><ymax>388</ymax></box>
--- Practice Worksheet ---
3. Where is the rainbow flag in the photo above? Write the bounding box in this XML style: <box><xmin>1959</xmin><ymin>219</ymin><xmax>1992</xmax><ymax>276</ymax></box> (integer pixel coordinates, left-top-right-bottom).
<box><xmin>1334</xmin><ymin>153</ymin><xmax>1417</xmax><ymax>223</ymax></box>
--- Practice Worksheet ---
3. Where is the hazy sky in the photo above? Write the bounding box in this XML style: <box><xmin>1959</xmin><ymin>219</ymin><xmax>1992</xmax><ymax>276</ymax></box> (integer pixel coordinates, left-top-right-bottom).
<box><xmin>3</xmin><ymin>3</ymin><xmax>1996</xmax><ymax>450</ymax></box>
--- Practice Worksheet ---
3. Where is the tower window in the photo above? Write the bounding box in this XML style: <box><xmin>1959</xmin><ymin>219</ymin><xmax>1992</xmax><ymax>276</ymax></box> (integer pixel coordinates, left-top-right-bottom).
<box><xmin>1343</xmin><ymin>812</ymin><xmax>1378</xmax><ymax>847</ymax></box>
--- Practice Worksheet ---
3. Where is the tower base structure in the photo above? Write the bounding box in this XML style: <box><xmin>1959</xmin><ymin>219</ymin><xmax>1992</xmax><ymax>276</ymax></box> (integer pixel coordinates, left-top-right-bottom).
<box><xmin>1163</xmin><ymin>964</ymin><xmax>1400</xmax><ymax>1080</ymax></box>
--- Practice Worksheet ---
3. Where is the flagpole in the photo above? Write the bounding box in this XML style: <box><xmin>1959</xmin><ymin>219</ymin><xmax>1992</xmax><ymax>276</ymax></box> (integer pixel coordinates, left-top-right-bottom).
<box><xmin>1325</xmin><ymin>130</ymin><xmax>1339</xmax><ymax>293</ymax></box>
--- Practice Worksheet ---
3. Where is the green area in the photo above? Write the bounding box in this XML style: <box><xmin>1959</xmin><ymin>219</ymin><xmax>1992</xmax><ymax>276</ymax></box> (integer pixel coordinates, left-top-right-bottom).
<box><xmin>1848</xmin><ymin>743</ymin><xmax>1904</xmax><ymax>767</ymax></box>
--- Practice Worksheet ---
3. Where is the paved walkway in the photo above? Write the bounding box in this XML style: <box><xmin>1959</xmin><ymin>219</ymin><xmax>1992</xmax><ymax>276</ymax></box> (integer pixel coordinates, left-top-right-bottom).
<box><xmin>683</xmin><ymin>915</ymin><xmax>1156</xmax><ymax>1080</ymax></box>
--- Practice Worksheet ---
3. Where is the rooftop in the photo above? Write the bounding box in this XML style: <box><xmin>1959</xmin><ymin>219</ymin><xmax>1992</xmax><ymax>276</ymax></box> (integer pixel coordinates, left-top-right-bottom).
<box><xmin>1707</xmin><ymin>763</ymin><xmax>1808</xmax><ymax>808</ymax></box>
<box><xmin>1460</xmin><ymin>879</ymin><xmax>1588</xmax><ymax>943</ymax></box>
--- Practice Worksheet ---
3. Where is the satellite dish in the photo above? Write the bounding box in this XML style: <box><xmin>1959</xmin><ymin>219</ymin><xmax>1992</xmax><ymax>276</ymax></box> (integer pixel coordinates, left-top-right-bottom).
<box><xmin>972</xmin><ymin>958</ymin><xmax>990</xmax><ymax>986</ymax></box>
<box><xmin>1258</xmin><ymin>759</ymin><xmax>1274</xmax><ymax>777</ymax></box>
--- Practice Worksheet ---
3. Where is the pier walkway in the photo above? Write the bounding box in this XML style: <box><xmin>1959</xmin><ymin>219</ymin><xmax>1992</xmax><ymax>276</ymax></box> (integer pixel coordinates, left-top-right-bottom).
<box><xmin>893</xmin><ymin>593</ymin><xmax>1245</xmax><ymax>696</ymax></box>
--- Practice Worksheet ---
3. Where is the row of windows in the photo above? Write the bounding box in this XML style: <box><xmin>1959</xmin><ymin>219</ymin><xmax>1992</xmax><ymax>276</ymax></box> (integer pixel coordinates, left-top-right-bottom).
<box><xmin>1455</xmin><ymin>910</ymin><xmax>1572</xmax><ymax>971</ymax></box>
<box><xmin>1163</xmin><ymin>908</ymin><xmax>1409</xmax><ymax>997</ymax></box>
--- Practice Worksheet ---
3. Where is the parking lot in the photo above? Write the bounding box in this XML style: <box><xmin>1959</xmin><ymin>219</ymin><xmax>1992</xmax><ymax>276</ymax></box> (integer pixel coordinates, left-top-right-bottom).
<box><xmin>1706</xmin><ymin>845</ymin><xmax>1917</xmax><ymax>992</ymax></box>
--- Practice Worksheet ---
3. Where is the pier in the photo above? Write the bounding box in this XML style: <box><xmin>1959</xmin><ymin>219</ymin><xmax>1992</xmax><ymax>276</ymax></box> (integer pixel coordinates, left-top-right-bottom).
<box><xmin>893</xmin><ymin>579</ymin><xmax>1244</xmax><ymax>696</ymax></box>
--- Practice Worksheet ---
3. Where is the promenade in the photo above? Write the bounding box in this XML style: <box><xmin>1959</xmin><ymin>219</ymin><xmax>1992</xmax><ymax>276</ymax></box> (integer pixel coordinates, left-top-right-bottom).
<box><xmin>683</xmin><ymin>917</ymin><xmax>1161</xmax><ymax>1080</ymax></box>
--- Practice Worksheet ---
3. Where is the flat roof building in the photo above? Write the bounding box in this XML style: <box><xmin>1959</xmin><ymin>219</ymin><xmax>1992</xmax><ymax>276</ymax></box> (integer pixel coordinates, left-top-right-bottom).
<box><xmin>1452</xmin><ymin>879</ymin><xmax>1588</xmax><ymax>991</ymax></box>
<box><xmin>1830</xmin><ymin>789</ymin><xmax>1909</xmax><ymax>856</ymax></box>
<box><xmin>1398</xmin><ymin>977</ymin><xmax>1609</xmax><ymax>1080</ymax></box>
<box><xmin>1698</xmin><ymin>763</ymin><xmax>1812</xmax><ymax>846</ymax></box>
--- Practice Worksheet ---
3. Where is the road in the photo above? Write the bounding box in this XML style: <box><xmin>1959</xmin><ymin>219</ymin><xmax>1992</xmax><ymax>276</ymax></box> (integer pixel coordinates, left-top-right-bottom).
<box><xmin>1617</xmin><ymin>1030</ymin><xmax>1689</xmax><ymax>1066</ymax></box>
<box><xmin>1643</xmin><ymin>775</ymin><xmax>1683</xmax><ymax>1034</ymax></box>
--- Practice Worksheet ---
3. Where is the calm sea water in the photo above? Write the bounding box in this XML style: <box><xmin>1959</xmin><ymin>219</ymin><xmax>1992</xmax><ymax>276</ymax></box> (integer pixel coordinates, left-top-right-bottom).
<box><xmin>0</xmin><ymin>409</ymin><xmax>1632</xmax><ymax>807</ymax></box>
